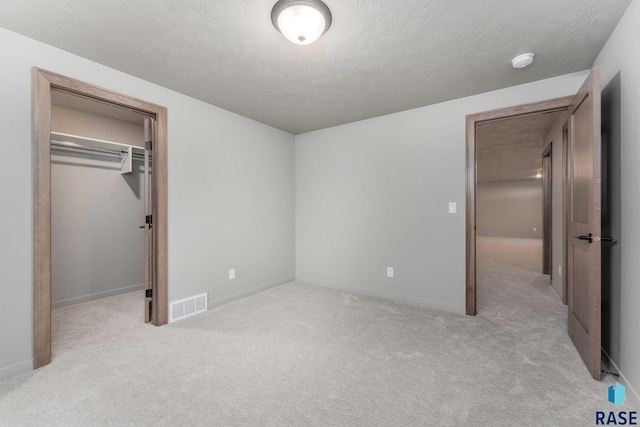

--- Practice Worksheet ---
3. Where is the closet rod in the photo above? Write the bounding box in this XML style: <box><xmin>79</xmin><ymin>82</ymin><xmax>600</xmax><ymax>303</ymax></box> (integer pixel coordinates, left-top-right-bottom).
<box><xmin>50</xmin><ymin>131</ymin><xmax>145</xmax><ymax>154</ymax></box>
<box><xmin>51</xmin><ymin>142</ymin><xmax>146</xmax><ymax>160</ymax></box>
<box><xmin>50</xmin><ymin>132</ymin><xmax>148</xmax><ymax>174</ymax></box>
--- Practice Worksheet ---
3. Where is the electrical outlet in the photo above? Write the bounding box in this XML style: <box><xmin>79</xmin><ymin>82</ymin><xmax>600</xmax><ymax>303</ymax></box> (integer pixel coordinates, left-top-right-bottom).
<box><xmin>387</xmin><ymin>267</ymin><xmax>394</xmax><ymax>278</ymax></box>
<box><xmin>229</xmin><ymin>268</ymin><xmax>236</xmax><ymax>280</ymax></box>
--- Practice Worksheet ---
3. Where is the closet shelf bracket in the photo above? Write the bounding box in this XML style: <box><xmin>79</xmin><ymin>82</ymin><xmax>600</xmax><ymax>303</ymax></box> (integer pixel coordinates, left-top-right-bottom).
<box><xmin>120</xmin><ymin>146</ymin><xmax>133</xmax><ymax>174</ymax></box>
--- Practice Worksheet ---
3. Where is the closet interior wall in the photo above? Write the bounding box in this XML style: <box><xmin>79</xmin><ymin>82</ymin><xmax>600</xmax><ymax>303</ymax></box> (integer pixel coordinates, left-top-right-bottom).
<box><xmin>51</xmin><ymin>102</ymin><xmax>146</xmax><ymax>308</ymax></box>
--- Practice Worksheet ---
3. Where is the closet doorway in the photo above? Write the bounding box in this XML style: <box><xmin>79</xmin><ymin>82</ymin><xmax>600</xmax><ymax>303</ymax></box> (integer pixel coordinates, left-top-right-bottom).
<box><xmin>34</xmin><ymin>69</ymin><xmax>168</xmax><ymax>369</ymax></box>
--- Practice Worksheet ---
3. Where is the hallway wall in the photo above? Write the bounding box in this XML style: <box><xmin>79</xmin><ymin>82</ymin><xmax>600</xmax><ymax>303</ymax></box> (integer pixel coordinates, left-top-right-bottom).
<box><xmin>476</xmin><ymin>181</ymin><xmax>543</xmax><ymax>238</ymax></box>
<box><xmin>543</xmin><ymin>112</ymin><xmax>568</xmax><ymax>299</ymax></box>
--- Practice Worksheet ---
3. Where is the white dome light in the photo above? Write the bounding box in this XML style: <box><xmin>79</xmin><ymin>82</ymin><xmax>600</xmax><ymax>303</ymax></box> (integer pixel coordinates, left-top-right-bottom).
<box><xmin>272</xmin><ymin>0</ymin><xmax>332</xmax><ymax>45</ymax></box>
<box><xmin>512</xmin><ymin>53</ymin><xmax>535</xmax><ymax>69</ymax></box>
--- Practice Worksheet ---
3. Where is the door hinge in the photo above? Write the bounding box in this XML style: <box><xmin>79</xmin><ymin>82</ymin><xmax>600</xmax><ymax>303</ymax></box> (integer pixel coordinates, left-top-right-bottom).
<box><xmin>145</xmin><ymin>215</ymin><xmax>153</xmax><ymax>228</ymax></box>
<box><xmin>146</xmin><ymin>289</ymin><xmax>152</xmax><ymax>298</ymax></box>
<box><xmin>145</xmin><ymin>140</ymin><xmax>152</xmax><ymax>150</ymax></box>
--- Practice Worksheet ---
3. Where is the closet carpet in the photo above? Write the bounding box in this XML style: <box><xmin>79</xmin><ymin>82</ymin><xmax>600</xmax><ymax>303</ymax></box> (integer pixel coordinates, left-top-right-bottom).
<box><xmin>0</xmin><ymin>236</ymin><xmax>634</xmax><ymax>426</ymax></box>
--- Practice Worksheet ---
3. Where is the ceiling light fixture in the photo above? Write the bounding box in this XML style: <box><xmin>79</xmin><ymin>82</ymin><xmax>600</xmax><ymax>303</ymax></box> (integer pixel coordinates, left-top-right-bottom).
<box><xmin>271</xmin><ymin>0</ymin><xmax>332</xmax><ymax>45</ymax></box>
<box><xmin>512</xmin><ymin>53</ymin><xmax>535</xmax><ymax>69</ymax></box>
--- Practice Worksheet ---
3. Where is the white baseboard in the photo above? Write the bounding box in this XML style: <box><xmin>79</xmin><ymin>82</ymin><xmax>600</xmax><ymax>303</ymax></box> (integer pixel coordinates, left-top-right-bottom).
<box><xmin>0</xmin><ymin>359</ymin><xmax>32</xmax><ymax>381</ymax></box>
<box><xmin>207</xmin><ymin>277</ymin><xmax>295</xmax><ymax>309</ymax></box>
<box><xmin>603</xmin><ymin>349</ymin><xmax>640</xmax><ymax>410</ymax></box>
<box><xmin>296</xmin><ymin>276</ymin><xmax>466</xmax><ymax>316</ymax></box>
<box><xmin>52</xmin><ymin>283</ymin><xmax>144</xmax><ymax>309</ymax></box>
<box><xmin>550</xmin><ymin>279</ymin><xmax>563</xmax><ymax>302</ymax></box>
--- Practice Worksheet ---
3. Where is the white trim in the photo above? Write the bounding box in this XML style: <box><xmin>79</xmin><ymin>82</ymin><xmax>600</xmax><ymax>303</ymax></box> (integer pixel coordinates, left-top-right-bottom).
<box><xmin>296</xmin><ymin>276</ymin><xmax>466</xmax><ymax>316</ymax></box>
<box><xmin>51</xmin><ymin>284</ymin><xmax>144</xmax><ymax>309</ymax></box>
<box><xmin>550</xmin><ymin>279</ymin><xmax>563</xmax><ymax>302</ymax></box>
<box><xmin>207</xmin><ymin>277</ymin><xmax>295</xmax><ymax>309</ymax></box>
<box><xmin>0</xmin><ymin>359</ymin><xmax>33</xmax><ymax>381</ymax></box>
<box><xmin>603</xmin><ymin>349</ymin><xmax>640</xmax><ymax>410</ymax></box>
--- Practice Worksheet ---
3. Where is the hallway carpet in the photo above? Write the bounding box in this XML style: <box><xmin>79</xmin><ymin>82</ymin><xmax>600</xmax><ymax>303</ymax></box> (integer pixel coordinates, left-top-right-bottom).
<box><xmin>0</xmin><ymin>237</ymin><xmax>634</xmax><ymax>425</ymax></box>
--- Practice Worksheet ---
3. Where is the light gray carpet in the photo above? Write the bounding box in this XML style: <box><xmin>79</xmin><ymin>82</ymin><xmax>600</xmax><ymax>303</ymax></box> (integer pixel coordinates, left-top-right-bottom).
<box><xmin>0</xmin><ymin>236</ymin><xmax>635</xmax><ymax>426</ymax></box>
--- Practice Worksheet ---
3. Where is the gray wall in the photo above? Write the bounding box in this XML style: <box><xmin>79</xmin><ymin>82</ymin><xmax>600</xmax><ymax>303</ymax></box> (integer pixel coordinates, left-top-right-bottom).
<box><xmin>544</xmin><ymin>112</ymin><xmax>568</xmax><ymax>299</ymax></box>
<box><xmin>601</xmin><ymin>72</ymin><xmax>622</xmax><ymax>381</ymax></box>
<box><xmin>0</xmin><ymin>27</ymin><xmax>295</xmax><ymax>379</ymax></box>
<box><xmin>51</xmin><ymin>106</ymin><xmax>145</xmax><ymax>308</ymax></box>
<box><xmin>476</xmin><ymin>181</ymin><xmax>543</xmax><ymax>238</ymax></box>
<box><xmin>295</xmin><ymin>72</ymin><xmax>588</xmax><ymax>315</ymax></box>
<box><xmin>594</xmin><ymin>0</ymin><xmax>639</xmax><ymax>404</ymax></box>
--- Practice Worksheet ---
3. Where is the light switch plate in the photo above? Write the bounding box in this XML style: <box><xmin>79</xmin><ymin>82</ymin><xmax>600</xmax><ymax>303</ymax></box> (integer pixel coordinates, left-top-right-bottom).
<box><xmin>229</xmin><ymin>268</ymin><xmax>236</xmax><ymax>280</ymax></box>
<box><xmin>449</xmin><ymin>202</ymin><xmax>457</xmax><ymax>214</ymax></box>
<box><xmin>387</xmin><ymin>267</ymin><xmax>394</xmax><ymax>278</ymax></box>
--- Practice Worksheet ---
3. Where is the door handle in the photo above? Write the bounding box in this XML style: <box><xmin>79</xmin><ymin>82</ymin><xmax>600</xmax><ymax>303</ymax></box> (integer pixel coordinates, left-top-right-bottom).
<box><xmin>575</xmin><ymin>234</ymin><xmax>593</xmax><ymax>243</ymax></box>
<box><xmin>139</xmin><ymin>225</ymin><xmax>145</xmax><ymax>229</ymax></box>
<box><xmin>575</xmin><ymin>233</ymin><xmax>614</xmax><ymax>243</ymax></box>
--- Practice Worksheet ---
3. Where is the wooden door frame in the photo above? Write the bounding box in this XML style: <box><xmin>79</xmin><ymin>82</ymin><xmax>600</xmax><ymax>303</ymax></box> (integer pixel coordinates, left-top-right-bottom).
<box><xmin>542</xmin><ymin>142</ymin><xmax>552</xmax><ymax>276</ymax></box>
<box><xmin>561</xmin><ymin>124</ymin><xmax>569</xmax><ymax>304</ymax></box>
<box><xmin>465</xmin><ymin>96</ymin><xmax>574</xmax><ymax>315</ymax></box>
<box><xmin>33</xmin><ymin>68</ymin><xmax>169</xmax><ymax>368</ymax></box>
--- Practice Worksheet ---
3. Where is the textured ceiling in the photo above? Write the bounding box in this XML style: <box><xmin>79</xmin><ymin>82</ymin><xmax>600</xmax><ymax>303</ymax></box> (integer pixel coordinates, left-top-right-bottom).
<box><xmin>0</xmin><ymin>0</ymin><xmax>631</xmax><ymax>134</ymax></box>
<box><xmin>477</xmin><ymin>111</ymin><xmax>565</xmax><ymax>183</ymax></box>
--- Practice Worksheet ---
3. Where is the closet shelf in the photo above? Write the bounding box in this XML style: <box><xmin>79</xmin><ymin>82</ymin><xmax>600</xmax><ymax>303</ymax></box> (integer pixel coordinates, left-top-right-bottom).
<box><xmin>50</xmin><ymin>132</ymin><xmax>146</xmax><ymax>174</ymax></box>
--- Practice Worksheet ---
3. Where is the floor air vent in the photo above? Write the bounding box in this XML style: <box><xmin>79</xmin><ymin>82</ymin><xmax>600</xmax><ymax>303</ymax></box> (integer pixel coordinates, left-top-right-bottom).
<box><xmin>170</xmin><ymin>293</ymin><xmax>207</xmax><ymax>323</ymax></box>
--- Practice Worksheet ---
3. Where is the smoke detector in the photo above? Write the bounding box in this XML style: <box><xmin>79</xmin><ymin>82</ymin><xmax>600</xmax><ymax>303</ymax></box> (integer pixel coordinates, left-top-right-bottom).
<box><xmin>512</xmin><ymin>53</ymin><xmax>535</xmax><ymax>69</ymax></box>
